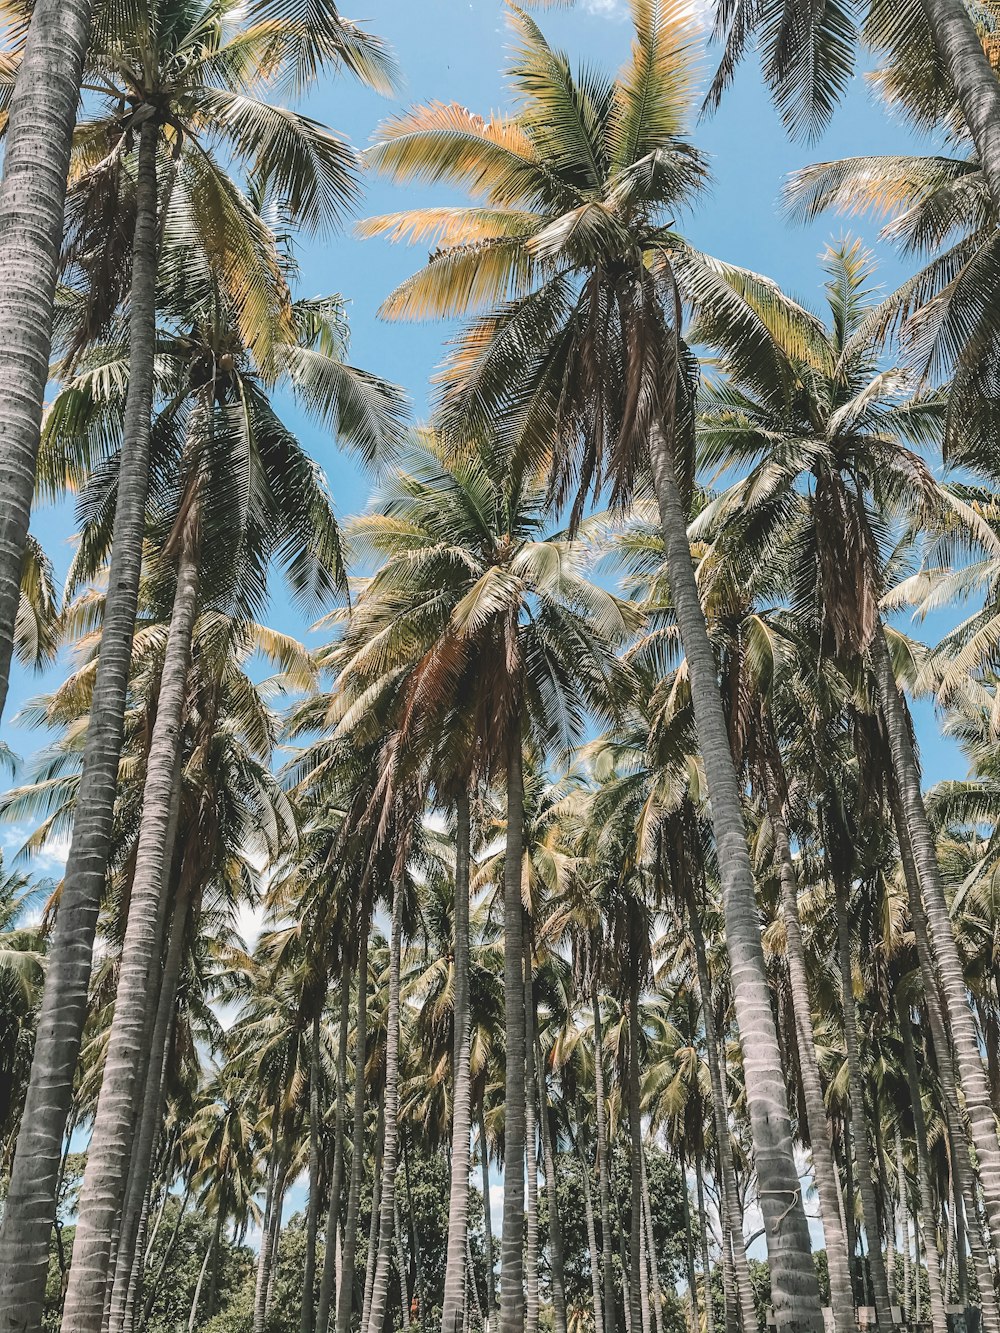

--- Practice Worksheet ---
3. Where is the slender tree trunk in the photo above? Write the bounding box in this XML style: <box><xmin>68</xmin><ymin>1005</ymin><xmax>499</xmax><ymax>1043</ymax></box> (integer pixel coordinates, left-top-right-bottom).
<box><xmin>337</xmin><ymin>917</ymin><xmax>370</xmax><ymax>1333</ymax></box>
<box><xmin>873</xmin><ymin>626</ymin><xmax>1000</xmax><ymax>1272</ymax></box>
<box><xmin>920</xmin><ymin>0</ymin><xmax>1000</xmax><ymax>210</ymax></box>
<box><xmin>318</xmin><ymin>967</ymin><xmax>352</xmax><ymax>1333</ymax></box>
<box><xmin>0</xmin><ymin>0</ymin><xmax>92</xmax><ymax>724</ymax></box>
<box><xmin>640</xmin><ymin>1152</ymin><xmax>662</xmax><ymax>1333</ymax></box>
<box><xmin>442</xmin><ymin>791</ymin><xmax>474</xmax><ymax>1333</ymax></box>
<box><xmin>528</xmin><ymin>944</ymin><xmax>567</xmax><ymax>1333</ymax></box>
<box><xmin>682</xmin><ymin>1155</ymin><xmax>699</xmax><ymax>1333</ymax></box>
<box><xmin>834</xmin><ymin>873</ymin><xmax>892</xmax><ymax>1320</ymax></box>
<box><xmin>254</xmin><ymin>1147</ymin><xmax>286</xmax><ymax>1333</ymax></box>
<box><xmin>480</xmin><ymin>1108</ymin><xmax>496</xmax><ymax>1324</ymax></box>
<box><xmin>896</xmin><ymin>1126</ymin><xmax>911</xmax><ymax>1320</ymax></box>
<box><xmin>500</xmin><ymin>732</ymin><xmax>526</xmax><ymax>1333</ymax></box>
<box><xmin>0</xmin><ymin>116</ymin><xmax>160</xmax><ymax>1326</ymax></box>
<box><xmin>897</xmin><ymin>994</ymin><xmax>948</xmax><ymax>1333</ymax></box>
<box><xmin>403</xmin><ymin>1136</ymin><xmax>427</xmax><ymax>1326</ymax></box>
<box><xmin>770</xmin><ymin>812</ymin><xmax>857</xmax><ymax>1331</ymax></box>
<box><xmin>695</xmin><ymin>1156</ymin><xmax>717</xmax><ymax>1333</ymax></box>
<box><xmin>686</xmin><ymin>879</ymin><xmax>762</xmax><ymax>1333</ymax></box>
<box><xmin>592</xmin><ymin>983</ymin><xmax>616</xmax><ymax>1333</ymax></box>
<box><xmin>111</xmin><ymin>845</ymin><xmax>191</xmax><ymax>1333</ymax></box>
<box><xmin>576</xmin><ymin>1117</ymin><xmax>605</xmax><ymax>1333</ymax></box>
<box><xmin>524</xmin><ymin>1030</ymin><xmax>540</xmax><ymax>1333</ymax></box>
<box><xmin>303</xmin><ymin>1007</ymin><xmax>324</xmax><ymax>1333</ymax></box>
<box><xmin>63</xmin><ymin>491</ymin><xmax>201</xmax><ymax>1333</ymax></box>
<box><xmin>361</xmin><ymin>1146</ymin><xmax>382</xmax><ymax>1333</ymax></box>
<box><xmin>627</xmin><ymin>977</ymin><xmax>644</xmax><ymax>1333</ymax></box>
<box><xmin>888</xmin><ymin>777</ymin><xmax>1000</xmax><ymax>1332</ymax></box>
<box><xmin>366</xmin><ymin>877</ymin><xmax>404</xmax><ymax>1333</ymax></box>
<box><xmin>189</xmin><ymin>1206</ymin><xmax>223</xmax><ymax>1333</ymax></box>
<box><xmin>395</xmin><ymin>1192</ymin><xmax>410</xmax><ymax>1331</ymax></box>
<box><xmin>648</xmin><ymin>420</ymin><xmax>823</xmax><ymax>1330</ymax></box>
<box><xmin>142</xmin><ymin>1184</ymin><xmax>192</xmax><ymax>1322</ymax></box>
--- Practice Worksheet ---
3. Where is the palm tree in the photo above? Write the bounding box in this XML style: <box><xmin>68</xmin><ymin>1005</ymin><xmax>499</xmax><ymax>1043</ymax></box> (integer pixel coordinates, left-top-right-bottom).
<box><xmin>329</xmin><ymin>431</ymin><xmax>637</xmax><ymax>1333</ymax></box>
<box><xmin>0</xmin><ymin>3</ymin><xmax>399</xmax><ymax>1316</ymax></box>
<box><xmin>0</xmin><ymin>0</ymin><xmax>92</xmax><ymax>725</ymax></box>
<box><xmin>363</xmin><ymin>6</ymin><xmax>831</xmax><ymax>1319</ymax></box>
<box><xmin>695</xmin><ymin>233</ymin><xmax>1000</xmax><ymax>1304</ymax></box>
<box><xmin>703</xmin><ymin>0</ymin><xmax>1000</xmax><ymax>212</ymax></box>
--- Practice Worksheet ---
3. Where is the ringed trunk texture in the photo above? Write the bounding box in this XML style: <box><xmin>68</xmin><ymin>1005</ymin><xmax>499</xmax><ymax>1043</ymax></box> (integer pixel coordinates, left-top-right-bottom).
<box><xmin>592</xmin><ymin>983</ymin><xmax>616</xmax><ymax>1333</ymax></box>
<box><xmin>337</xmin><ymin>917</ymin><xmax>370</xmax><ymax>1333</ymax></box>
<box><xmin>920</xmin><ymin>0</ymin><xmax>1000</xmax><ymax>211</ymax></box>
<box><xmin>771</xmin><ymin>812</ymin><xmax>856</xmax><ymax>1332</ymax></box>
<box><xmin>872</xmin><ymin>625</ymin><xmax>1000</xmax><ymax>1284</ymax></box>
<box><xmin>441</xmin><ymin>792</ymin><xmax>474</xmax><ymax>1333</ymax></box>
<box><xmin>527</xmin><ymin>934</ymin><xmax>567</xmax><ymax>1333</ymax></box>
<box><xmin>897</xmin><ymin>993</ymin><xmax>948</xmax><ymax>1333</ymax></box>
<box><xmin>0</xmin><ymin>116</ymin><xmax>161</xmax><ymax>1326</ymax></box>
<box><xmin>627</xmin><ymin>978</ymin><xmax>644</xmax><ymax>1333</ymax></box>
<box><xmin>365</xmin><ymin>878</ymin><xmax>404</xmax><ymax>1333</ymax></box>
<box><xmin>686</xmin><ymin>878</ymin><xmax>760</xmax><ymax>1333</ymax></box>
<box><xmin>576</xmin><ymin>1115</ymin><xmax>605</xmax><ymax>1333</ymax></box>
<box><xmin>111</xmin><ymin>865</ymin><xmax>193</xmax><ymax>1333</ymax></box>
<box><xmin>317</xmin><ymin>966</ymin><xmax>352</xmax><ymax>1333</ymax></box>
<box><xmin>834</xmin><ymin>874</ymin><xmax>892</xmax><ymax>1319</ymax></box>
<box><xmin>480</xmin><ymin>1108</ymin><xmax>496</xmax><ymax>1321</ymax></box>
<box><xmin>303</xmin><ymin>1007</ymin><xmax>324</xmax><ymax>1333</ymax></box>
<box><xmin>648</xmin><ymin>421</ymin><xmax>823</xmax><ymax>1330</ymax></box>
<box><xmin>500</xmin><ymin>733</ymin><xmax>527</xmax><ymax>1333</ymax></box>
<box><xmin>524</xmin><ymin>1017</ymin><xmax>541</xmax><ymax>1333</ymax></box>
<box><xmin>0</xmin><ymin>0</ymin><xmax>92</xmax><ymax>724</ymax></box>
<box><xmin>62</xmin><ymin>494</ymin><xmax>201</xmax><ymax>1333</ymax></box>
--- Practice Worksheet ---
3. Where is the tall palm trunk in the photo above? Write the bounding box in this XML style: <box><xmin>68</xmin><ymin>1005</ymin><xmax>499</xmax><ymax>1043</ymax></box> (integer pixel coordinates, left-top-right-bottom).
<box><xmin>889</xmin><ymin>785</ymin><xmax>1000</xmax><ymax>1333</ymax></box>
<box><xmin>480</xmin><ymin>1108</ymin><xmax>496</xmax><ymax>1323</ymax></box>
<box><xmin>770</xmin><ymin>813</ymin><xmax>856</xmax><ymax>1331</ymax></box>
<box><xmin>681</xmin><ymin>1153</ymin><xmax>700</xmax><ymax>1332</ymax></box>
<box><xmin>188</xmin><ymin>1206</ymin><xmax>224</xmax><ymax>1333</ymax></box>
<box><xmin>0</xmin><ymin>116</ymin><xmax>160</xmax><ymax>1326</ymax></box>
<box><xmin>63</xmin><ymin>490</ymin><xmax>201</xmax><ymax>1333</ymax></box>
<box><xmin>365</xmin><ymin>878</ymin><xmax>404</xmax><ymax>1333</ymax></box>
<box><xmin>524</xmin><ymin>1035</ymin><xmax>541</xmax><ymax>1333</ymax></box>
<box><xmin>0</xmin><ymin>0</ymin><xmax>92</xmax><ymax>723</ymax></box>
<box><xmin>897</xmin><ymin>993</ymin><xmax>948</xmax><ymax>1333</ymax></box>
<box><xmin>640</xmin><ymin>1152</ymin><xmax>662</xmax><ymax>1333</ymax></box>
<box><xmin>648</xmin><ymin>421</ymin><xmax>823</xmax><ymax>1330</ymax></box>
<box><xmin>592</xmin><ymin>983</ymin><xmax>616</xmax><ymax>1333</ymax></box>
<box><xmin>627</xmin><ymin>975</ymin><xmax>644</xmax><ymax>1333</ymax></box>
<box><xmin>442</xmin><ymin>792</ymin><xmax>474</xmax><ymax>1333</ymax></box>
<box><xmin>255</xmin><ymin>1157</ymin><xmax>287</xmax><ymax>1333</ymax></box>
<box><xmin>527</xmin><ymin>932</ymin><xmax>566</xmax><ymax>1333</ymax></box>
<box><xmin>872</xmin><ymin>625</ymin><xmax>1000</xmax><ymax>1275</ymax></box>
<box><xmin>112</xmin><ymin>865</ymin><xmax>194</xmax><ymax>1333</ymax></box>
<box><xmin>920</xmin><ymin>0</ymin><xmax>1000</xmax><ymax>210</ymax></box>
<box><xmin>575</xmin><ymin>1113</ymin><xmax>605</xmax><ymax>1333</ymax></box>
<box><xmin>896</xmin><ymin>1126</ymin><xmax>911</xmax><ymax>1320</ymax></box>
<box><xmin>337</xmin><ymin>917</ymin><xmax>370</xmax><ymax>1333</ymax></box>
<box><xmin>500</xmin><ymin>731</ymin><xmax>527</xmax><ymax>1333</ymax></box>
<box><xmin>695</xmin><ymin>1155</ymin><xmax>716</xmax><ymax>1333</ymax></box>
<box><xmin>317</xmin><ymin>967</ymin><xmax>352</xmax><ymax>1333</ymax></box>
<box><xmin>685</xmin><ymin>879</ymin><xmax>761</xmax><ymax>1333</ymax></box>
<box><xmin>303</xmin><ymin>1008</ymin><xmax>324</xmax><ymax>1333</ymax></box>
<box><xmin>361</xmin><ymin>1138</ymin><xmax>382</xmax><ymax>1333</ymax></box>
<box><xmin>833</xmin><ymin>874</ymin><xmax>892</xmax><ymax>1319</ymax></box>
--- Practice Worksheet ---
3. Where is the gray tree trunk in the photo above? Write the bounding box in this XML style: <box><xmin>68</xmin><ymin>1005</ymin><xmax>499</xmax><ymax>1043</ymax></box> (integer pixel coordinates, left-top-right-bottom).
<box><xmin>897</xmin><ymin>993</ymin><xmax>948</xmax><ymax>1333</ymax></box>
<box><xmin>921</xmin><ymin>0</ymin><xmax>1000</xmax><ymax>210</ymax></box>
<box><xmin>529</xmin><ymin>959</ymin><xmax>567</xmax><ymax>1333</ymax></box>
<box><xmin>592</xmin><ymin>983</ymin><xmax>616</xmax><ymax>1333</ymax></box>
<box><xmin>575</xmin><ymin>1114</ymin><xmax>605</xmax><ymax>1333</ymax></box>
<box><xmin>627</xmin><ymin>978</ymin><xmax>644</xmax><ymax>1333</ymax></box>
<box><xmin>0</xmin><ymin>0</ymin><xmax>92</xmax><ymax>724</ymax></box>
<box><xmin>480</xmin><ymin>1108</ymin><xmax>496</xmax><ymax>1324</ymax></box>
<box><xmin>834</xmin><ymin>873</ymin><xmax>892</xmax><ymax>1319</ymax></box>
<box><xmin>337</xmin><ymin>918</ymin><xmax>370</xmax><ymax>1333</ymax></box>
<box><xmin>303</xmin><ymin>1007</ymin><xmax>324</xmax><ymax>1333</ymax></box>
<box><xmin>62</xmin><ymin>474</ymin><xmax>201</xmax><ymax>1333</ymax></box>
<box><xmin>686</xmin><ymin>878</ymin><xmax>762</xmax><ymax>1333</ymax></box>
<box><xmin>695</xmin><ymin>1156</ymin><xmax>716</xmax><ymax>1333</ymax></box>
<box><xmin>317</xmin><ymin>966</ymin><xmax>352</xmax><ymax>1333</ymax></box>
<box><xmin>771</xmin><ymin>812</ymin><xmax>856</xmax><ymax>1332</ymax></box>
<box><xmin>442</xmin><ymin>792</ymin><xmax>474</xmax><ymax>1333</ymax></box>
<box><xmin>524</xmin><ymin>1015</ymin><xmax>540</xmax><ymax>1333</ymax></box>
<box><xmin>500</xmin><ymin>734</ymin><xmax>526</xmax><ymax>1333</ymax></box>
<box><xmin>875</xmin><ymin>626</ymin><xmax>1000</xmax><ymax>1320</ymax></box>
<box><xmin>648</xmin><ymin>420</ymin><xmax>823</xmax><ymax>1330</ymax></box>
<box><xmin>0</xmin><ymin>115</ymin><xmax>161</xmax><ymax>1326</ymax></box>
<box><xmin>365</xmin><ymin>877</ymin><xmax>404</xmax><ymax>1333</ymax></box>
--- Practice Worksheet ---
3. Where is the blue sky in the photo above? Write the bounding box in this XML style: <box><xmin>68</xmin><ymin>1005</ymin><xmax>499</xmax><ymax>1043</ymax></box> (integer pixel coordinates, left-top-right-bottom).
<box><xmin>1</xmin><ymin>0</ymin><xmax>971</xmax><ymax>868</ymax></box>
